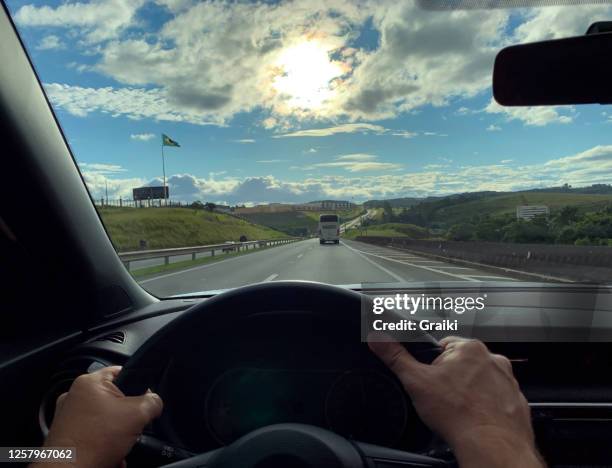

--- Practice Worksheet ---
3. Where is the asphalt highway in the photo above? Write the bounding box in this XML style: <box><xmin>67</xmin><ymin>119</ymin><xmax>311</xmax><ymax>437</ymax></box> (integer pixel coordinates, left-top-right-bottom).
<box><xmin>140</xmin><ymin>238</ymin><xmax>516</xmax><ymax>297</ymax></box>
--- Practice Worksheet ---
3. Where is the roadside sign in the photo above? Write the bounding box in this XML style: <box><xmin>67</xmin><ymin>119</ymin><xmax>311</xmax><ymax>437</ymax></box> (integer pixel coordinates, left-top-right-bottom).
<box><xmin>133</xmin><ymin>186</ymin><xmax>169</xmax><ymax>200</ymax></box>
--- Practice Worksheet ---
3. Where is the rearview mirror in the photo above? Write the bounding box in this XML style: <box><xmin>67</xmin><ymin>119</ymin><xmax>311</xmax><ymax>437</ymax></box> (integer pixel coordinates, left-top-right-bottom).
<box><xmin>493</xmin><ymin>30</ymin><xmax>612</xmax><ymax>106</ymax></box>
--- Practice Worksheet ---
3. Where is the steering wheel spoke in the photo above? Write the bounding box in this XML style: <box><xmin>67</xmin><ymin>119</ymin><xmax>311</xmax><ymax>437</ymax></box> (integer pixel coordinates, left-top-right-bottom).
<box><xmin>160</xmin><ymin>448</ymin><xmax>222</xmax><ymax>467</ymax></box>
<box><xmin>355</xmin><ymin>441</ymin><xmax>449</xmax><ymax>467</ymax></box>
<box><xmin>159</xmin><ymin>424</ymin><xmax>449</xmax><ymax>468</ymax></box>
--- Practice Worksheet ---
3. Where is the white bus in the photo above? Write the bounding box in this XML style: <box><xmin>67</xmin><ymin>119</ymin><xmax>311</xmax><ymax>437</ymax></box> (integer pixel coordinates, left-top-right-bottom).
<box><xmin>318</xmin><ymin>214</ymin><xmax>340</xmax><ymax>244</ymax></box>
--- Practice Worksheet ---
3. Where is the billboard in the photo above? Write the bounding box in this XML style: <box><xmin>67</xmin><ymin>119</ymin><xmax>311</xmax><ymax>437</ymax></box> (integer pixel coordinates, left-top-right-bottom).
<box><xmin>133</xmin><ymin>186</ymin><xmax>169</xmax><ymax>201</ymax></box>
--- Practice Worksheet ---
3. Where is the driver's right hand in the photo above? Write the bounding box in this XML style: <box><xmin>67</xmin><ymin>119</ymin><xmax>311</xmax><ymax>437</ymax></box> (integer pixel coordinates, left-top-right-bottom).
<box><xmin>368</xmin><ymin>335</ymin><xmax>545</xmax><ymax>468</ymax></box>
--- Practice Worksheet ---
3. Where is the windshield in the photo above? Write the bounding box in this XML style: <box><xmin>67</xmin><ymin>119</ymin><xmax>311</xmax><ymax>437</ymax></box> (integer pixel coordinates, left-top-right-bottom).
<box><xmin>7</xmin><ymin>0</ymin><xmax>612</xmax><ymax>297</ymax></box>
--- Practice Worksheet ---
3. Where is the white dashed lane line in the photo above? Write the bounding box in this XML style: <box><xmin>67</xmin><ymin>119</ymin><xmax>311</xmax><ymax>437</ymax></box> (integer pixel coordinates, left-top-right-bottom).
<box><xmin>263</xmin><ymin>273</ymin><xmax>279</xmax><ymax>282</ymax></box>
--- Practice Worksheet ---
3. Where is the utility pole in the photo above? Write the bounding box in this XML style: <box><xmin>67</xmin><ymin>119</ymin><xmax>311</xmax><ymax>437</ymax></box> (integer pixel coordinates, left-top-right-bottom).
<box><xmin>161</xmin><ymin>142</ymin><xmax>167</xmax><ymax>206</ymax></box>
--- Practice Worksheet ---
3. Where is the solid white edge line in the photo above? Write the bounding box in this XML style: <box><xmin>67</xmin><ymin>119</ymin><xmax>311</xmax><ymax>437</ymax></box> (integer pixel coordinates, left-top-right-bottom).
<box><xmin>429</xmin><ymin>266</ymin><xmax>472</xmax><ymax>270</ymax></box>
<box><xmin>340</xmin><ymin>241</ymin><xmax>406</xmax><ymax>283</ymax></box>
<box><xmin>343</xmin><ymin>240</ymin><xmax>479</xmax><ymax>282</ymax></box>
<box><xmin>467</xmin><ymin>275</ymin><xmax>515</xmax><ymax>280</ymax></box>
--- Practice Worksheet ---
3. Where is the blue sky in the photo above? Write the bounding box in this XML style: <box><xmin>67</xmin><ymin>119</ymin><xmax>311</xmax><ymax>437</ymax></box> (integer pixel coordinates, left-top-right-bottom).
<box><xmin>6</xmin><ymin>0</ymin><xmax>612</xmax><ymax>204</ymax></box>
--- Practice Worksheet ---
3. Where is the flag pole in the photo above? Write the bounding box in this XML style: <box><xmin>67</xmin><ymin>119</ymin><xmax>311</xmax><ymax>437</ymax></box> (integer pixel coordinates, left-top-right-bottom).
<box><xmin>161</xmin><ymin>138</ymin><xmax>166</xmax><ymax>207</ymax></box>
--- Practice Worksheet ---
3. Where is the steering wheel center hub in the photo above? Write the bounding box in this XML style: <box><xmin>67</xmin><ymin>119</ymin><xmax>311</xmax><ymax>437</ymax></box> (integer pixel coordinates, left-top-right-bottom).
<box><xmin>209</xmin><ymin>424</ymin><xmax>363</xmax><ymax>468</ymax></box>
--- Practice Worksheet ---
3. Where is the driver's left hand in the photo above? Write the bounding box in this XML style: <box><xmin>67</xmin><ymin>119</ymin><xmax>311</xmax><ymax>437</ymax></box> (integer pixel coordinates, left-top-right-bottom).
<box><xmin>32</xmin><ymin>366</ymin><xmax>163</xmax><ymax>468</ymax></box>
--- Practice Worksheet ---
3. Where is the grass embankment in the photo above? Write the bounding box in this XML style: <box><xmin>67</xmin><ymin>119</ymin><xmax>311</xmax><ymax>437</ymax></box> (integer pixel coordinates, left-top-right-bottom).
<box><xmin>240</xmin><ymin>207</ymin><xmax>365</xmax><ymax>236</ymax></box>
<box><xmin>342</xmin><ymin>223</ymin><xmax>429</xmax><ymax>240</ymax></box>
<box><xmin>98</xmin><ymin>207</ymin><xmax>287</xmax><ymax>252</ymax></box>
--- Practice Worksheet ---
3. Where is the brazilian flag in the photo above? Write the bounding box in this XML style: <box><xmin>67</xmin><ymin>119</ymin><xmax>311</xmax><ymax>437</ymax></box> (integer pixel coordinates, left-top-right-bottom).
<box><xmin>162</xmin><ymin>134</ymin><xmax>180</xmax><ymax>147</ymax></box>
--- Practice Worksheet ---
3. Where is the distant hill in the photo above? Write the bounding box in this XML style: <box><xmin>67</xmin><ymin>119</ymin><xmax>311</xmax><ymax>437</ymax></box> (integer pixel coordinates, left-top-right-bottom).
<box><xmin>364</xmin><ymin>196</ymin><xmax>442</xmax><ymax>209</ymax></box>
<box><xmin>394</xmin><ymin>191</ymin><xmax>612</xmax><ymax>228</ymax></box>
<box><xmin>342</xmin><ymin>223</ymin><xmax>430</xmax><ymax>240</ymax></box>
<box><xmin>239</xmin><ymin>207</ymin><xmax>364</xmax><ymax>236</ymax></box>
<box><xmin>364</xmin><ymin>185</ymin><xmax>612</xmax><ymax>210</ymax></box>
<box><xmin>524</xmin><ymin>184</ymin><xmax>612</xmax><ymax>195</ymax></box>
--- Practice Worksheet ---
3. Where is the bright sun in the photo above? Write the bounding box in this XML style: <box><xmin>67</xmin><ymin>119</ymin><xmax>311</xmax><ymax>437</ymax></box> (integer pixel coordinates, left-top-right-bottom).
<box><xmin>272</xmin><ymin>41</ymin><xmax>344</xmax><ymax>110</ymax></box>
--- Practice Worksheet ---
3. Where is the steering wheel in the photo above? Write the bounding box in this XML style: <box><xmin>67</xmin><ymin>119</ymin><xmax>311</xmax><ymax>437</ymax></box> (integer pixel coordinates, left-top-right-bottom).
<box><xmin>115</xmin><ymin>281</ymin><xmax>446</xmax><ymax>468</ymax></box>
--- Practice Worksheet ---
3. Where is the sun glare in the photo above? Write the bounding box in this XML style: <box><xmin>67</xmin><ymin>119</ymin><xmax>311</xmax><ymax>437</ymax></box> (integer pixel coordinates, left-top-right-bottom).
<box><xmin>272</xmin><ymin>41</ymin><xmax>344</xmax><ymax>110</ymax></box>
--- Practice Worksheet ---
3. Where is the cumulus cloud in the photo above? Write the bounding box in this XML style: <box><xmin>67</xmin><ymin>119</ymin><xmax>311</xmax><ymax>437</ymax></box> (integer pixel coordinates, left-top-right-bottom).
<box><xmin>36</xmin><ymin>35</ymin><xmax>64</xmax><ymax>50</ymax></box>
<box><xmin>485</xmin><ymin>99</ymin><xmax>574</xmax><ymax>126</ymax></box>
<box><xmin>14</xmin><ymin>0</ymin><xmax>145</xmax><ymax>43</ymax></box>
<box><xmin>512</xmin><ymin>4</ymin><xmax>612</xmax><ymax>43</ymax></box>
<box><xmin>455</xmin><ymin>106</ymin><xmax>473</xmax><ymax>115</ymax></box>
<box><xmin>130</xmin><ymin>133</ymin><xmax>155</xmax><ymax>141</ymax></box>
<box><xmin>22</xmin><ymin>1</ymin><xmax>610</xmax><ymax>128</ymax></box>
<box><xmin>78</xmin><ymin>162</ymin><xmax>140</xmax><ymax>200</ymax></box>
<box><xmin>540</xmin><ymin>145</ymin><xmax>612</xmax><ymax>186</ymax></box>
<box><xmin>486</xmin><ymin>124</ymin><xmax>501</xmax><ymax>131</ymax></box>
<box><xmin>274</xmin><ymin>123</ymin><xmax>387</xmax><ymax>138</ymax></box>
<box><xmin>80</xmin><ymin>145</ymin><xmax>612</xmax><ymax>203</ymax></box>
<box><xmin>44</xmin><ymin>83</ymin><xmax>221</xmax><ymax>125</ymax></box>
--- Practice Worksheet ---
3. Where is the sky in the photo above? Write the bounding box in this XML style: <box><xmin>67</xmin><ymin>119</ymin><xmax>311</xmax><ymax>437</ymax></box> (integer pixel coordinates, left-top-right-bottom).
<box><xmin>6</xmin><ymin>0</ymin><xmax>612</xmax><ymax>205</ymax></box>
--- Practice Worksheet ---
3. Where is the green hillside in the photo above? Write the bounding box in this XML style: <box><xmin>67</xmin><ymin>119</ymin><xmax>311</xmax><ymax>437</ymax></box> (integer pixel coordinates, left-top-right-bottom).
<box><xmin>398</xmin><ymin>191</ymin><xmax>612</xmax><ymax>228</ymax></box>
<box><xmin>364</xmin><ymin>196</ymin><xmax>441</xmax><ymax>209</ymax></box>
<box><xmin>368</xmin><ymin>190</ymin><xmax>612</xmax><ymax>245</ymax></box>
<box><xmin>98</xmin><ymin>207</ymin><xmax>288</xmax><ymax>252</ymax></box>
<box><xmin>240</xmin><ymin>207</ymin><xmax>364</xmax><ymax>236</ymax></box>
<box><xmin>343</xmin><ymin>223</ymin><xmax>430</xmax><ymax>239</ymax></box>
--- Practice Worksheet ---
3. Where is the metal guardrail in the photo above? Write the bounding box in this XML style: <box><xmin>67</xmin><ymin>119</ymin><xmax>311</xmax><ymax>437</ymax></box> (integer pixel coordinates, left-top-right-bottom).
<box><xmin>355</xmin><ymin>236</ymin><xmax>612</xmax><ymax>283</ymax></box>
<box><xmin>119</xmin><ymin>238</ymin><xmax>301</xmax><ymax>270</ymax></box>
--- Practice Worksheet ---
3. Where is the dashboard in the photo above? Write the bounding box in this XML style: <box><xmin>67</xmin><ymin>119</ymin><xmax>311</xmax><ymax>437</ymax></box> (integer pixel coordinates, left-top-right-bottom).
<box><xmin>38</xmin><ymin>289</ymin><xmax>612</xmax><ymax>467</ymax></box>
<box><xmin>151</xmin><ymin>311</ymin><xmax>431</xmax><ymax>454</ymax></box>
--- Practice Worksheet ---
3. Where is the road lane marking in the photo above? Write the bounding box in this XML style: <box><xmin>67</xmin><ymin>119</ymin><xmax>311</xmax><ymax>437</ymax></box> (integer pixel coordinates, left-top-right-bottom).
<box><xmin>340</xmin><ymin>242</ymin><xmax>406</xmax><ymax>283</ymax></box>
<box><xmin>466</xmin><ymin>275</ymin><xmax>516</xmax><ymax>281</ymax></box>
<box><xmin>385</xmin><ymin>256</ymin><xmax>423</xmax><ymax>259</ymax></box>
<box><xmin>393</xmin><ymin>260</ymin><xmax>445</xmax><ymax>264</ymax></box>
<box><xmin>297</xmin><ymin>253</ymin><xmax>303</xmax><ymax>259</ymax></box>
<box><xmin>264</xmin><ymin>273</ymin><xmax>279</xmax><ymax>282</ymax></box>
<box><xmin>430</xmin><ymin>266</ymin><xmax>472</xmax><ymax>270</ymax></box>
<box><xmin>139</xmin><ymin>239</ymin><xmax>307</xmax><ymax>284</ymax></box>
<box><xmin>342</xmin><ymin>241</ymin><xmax>479</xmax><ymax>282</ymax></box>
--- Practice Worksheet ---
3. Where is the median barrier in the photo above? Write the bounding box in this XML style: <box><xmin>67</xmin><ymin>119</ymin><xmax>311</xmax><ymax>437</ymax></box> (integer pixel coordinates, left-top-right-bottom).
<box><xmin>354</xmin><ymin>236</ymin><xmax>612</xmax><ymax>283</ymax></box>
